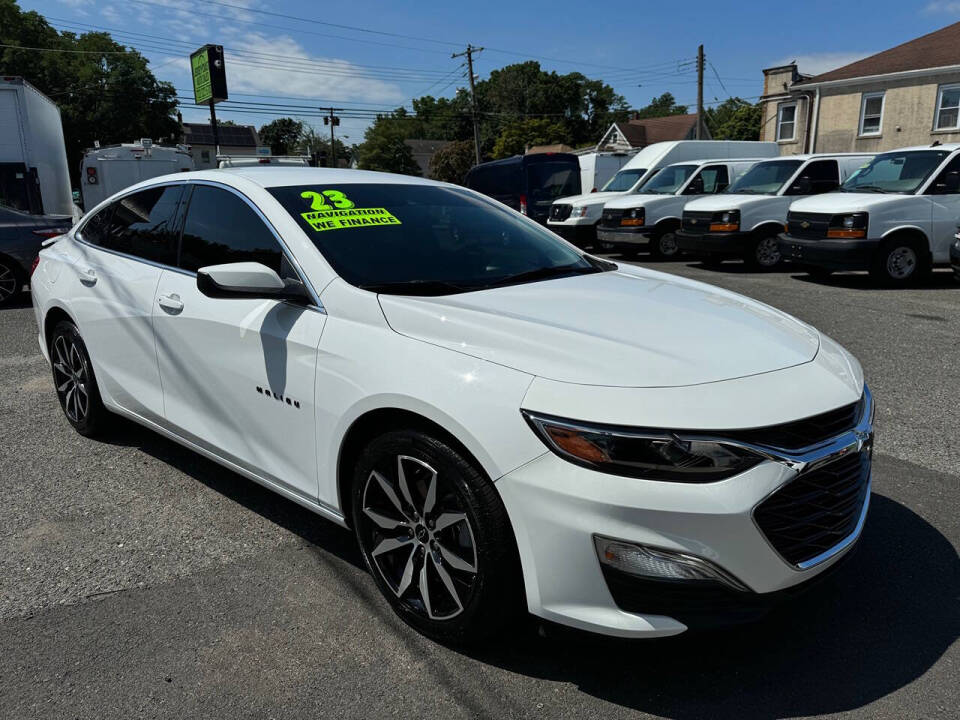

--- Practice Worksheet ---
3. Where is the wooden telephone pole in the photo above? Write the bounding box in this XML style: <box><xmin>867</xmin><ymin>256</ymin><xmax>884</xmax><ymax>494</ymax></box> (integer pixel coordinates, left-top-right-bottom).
<box><xmin>452</xmin><ymin>45</ymin><xmax>484</xmax><ymax>164</ymax></box>
<box><xmin>696</xmin><ymin>44</ymin><xmax>705</xmax><ymax>140</ymax></box>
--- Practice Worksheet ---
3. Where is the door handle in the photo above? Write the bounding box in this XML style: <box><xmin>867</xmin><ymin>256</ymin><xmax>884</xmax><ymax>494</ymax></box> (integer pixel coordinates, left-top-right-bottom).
<box><xmin>78</xmin><ymin>266</ymin><xmax>97</xmax><ymax>285</ymax></box>
<box><xmin>157</xmin><ymin>293</ymin><xmax>184</xmax><ymax>313</ymax></box>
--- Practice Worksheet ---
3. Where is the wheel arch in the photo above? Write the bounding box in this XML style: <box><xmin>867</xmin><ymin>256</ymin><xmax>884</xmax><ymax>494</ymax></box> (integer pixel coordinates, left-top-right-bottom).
<box><xmin>879</xmin><ymin>226</ymin><xmax>932</xmax><ymax>263</ymax></box>
<box><xmin>653</xmin><ymin>217</ymin><xmax>681</xmax><ymax>234</ymax></box>
<box><xmin>748</xmin><ymin>221</ymin><xmax>786</xmax><ymax>237</ymax></box>
<box><xmin>43</xmin><ymin>304</ymin><xmax>78</xmax><ymax>351</ymax></box>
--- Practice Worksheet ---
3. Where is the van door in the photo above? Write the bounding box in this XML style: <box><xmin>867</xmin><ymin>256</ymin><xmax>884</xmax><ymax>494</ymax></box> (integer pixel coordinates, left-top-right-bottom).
<box><xmin>925</xmin><ymin>154</ymin><xmax>960</xmax><ymax>262</ymax></box>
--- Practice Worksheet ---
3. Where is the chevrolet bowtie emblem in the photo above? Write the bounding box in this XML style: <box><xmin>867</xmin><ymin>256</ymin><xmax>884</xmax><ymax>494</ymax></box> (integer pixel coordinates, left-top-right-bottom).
<box><xmin>801</xmin><ymin>221</ymin><xmax>810</xmax><ymax>229</ymax></box>
<box><xmin>691</xmin><ymin>219</ymin><xmax>698</xmax><ymax>224</ymax></box>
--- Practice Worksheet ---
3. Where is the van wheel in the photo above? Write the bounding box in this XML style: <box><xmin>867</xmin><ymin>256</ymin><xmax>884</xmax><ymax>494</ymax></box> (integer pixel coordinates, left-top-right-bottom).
<box><xmin>49</xmin><ymin>321</ymin><xmax>111</xmax><ymax>437</ymax></box>
<box><xmin>0</xmin><ymin>257</ymin><xmax>24</xmax><ymax>307</ymax></box>
<box><xmin>870</xmin><ymin>238</ymin><xmax>929</xmax><ymax>286</ymax></box>
<box><xmin>744</xmin><ymin>235</ymin><xmax>782</xmax><ymax>269</ymax></box>
<box><xmin>351</xmin><ymin>429</ymin><xmax>522</xmax><ymax>644</ymax></box>
<box><xmin>650</xmin><ymin>231</ymin><xmax>681</xmax><ymax>258</ymax></box>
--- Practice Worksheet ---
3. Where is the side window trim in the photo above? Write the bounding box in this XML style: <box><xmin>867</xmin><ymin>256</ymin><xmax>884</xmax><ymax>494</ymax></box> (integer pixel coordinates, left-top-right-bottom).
<box><xmin>183</xmin><ymin>179</ymin><xmax>324</xmax><ymax>311</ymax></box>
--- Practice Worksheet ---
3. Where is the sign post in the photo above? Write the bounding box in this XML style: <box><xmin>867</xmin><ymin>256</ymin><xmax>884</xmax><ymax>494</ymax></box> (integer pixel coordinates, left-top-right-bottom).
<box><xmin>190</xmin><ymin>45</ymin><xmax>228</xmax><ymax>156</ymax></box>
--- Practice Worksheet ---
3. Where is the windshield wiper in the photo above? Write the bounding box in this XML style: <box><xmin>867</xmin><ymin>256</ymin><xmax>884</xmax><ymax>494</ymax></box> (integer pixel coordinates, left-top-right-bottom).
<box><xmin>845</xmin><ymin>185</ymin><xmax>888</xmax><ymax>193</ymax></box>
<box><xmin>481</xmin><ymin>261</ymin><xmax>601</xmax><ymax>290</ymax></box>
<box><xmin>358</xmin><ymin>279</ymin><xmax>470</xmax><ymax>296</ymax></box>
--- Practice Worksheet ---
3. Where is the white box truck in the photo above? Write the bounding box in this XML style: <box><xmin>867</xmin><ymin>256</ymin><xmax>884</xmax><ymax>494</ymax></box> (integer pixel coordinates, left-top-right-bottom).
<box><xmin>0</xmin><ymin>77</ymin><xmax>75</xmax><ymax>306</ymax></box>
<box><xmin>577</xmin><ymin>150</ymin><xmax>637</xmax><ymax>194</ymax></box>
<box><xmin>547</xmin><ymin>140</ymin><xmax>778</xmax><ymax>246</ymax></box>
<box><xmin>80</xmin><ymin>140</ymin><xmax>194</xmax><ymax>209</ymax></box>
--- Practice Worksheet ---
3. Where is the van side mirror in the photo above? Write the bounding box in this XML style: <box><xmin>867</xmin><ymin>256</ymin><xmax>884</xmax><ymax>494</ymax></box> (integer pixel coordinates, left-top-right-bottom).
<box><xmin>684</xmin><ymin>177</ymin><xmax>705</xmax><ymax>195</ymax></box>
<box><xmin>197</xmin><ymin>262</ymin><xmax>310</xmax><ymax>304</ymax></box>
<box><xmin>934</xmin><ymin>172</ymin><xmax>960</xmax><ymax>194</ymax></box>
<box><xmin>789</xmin><ymin>176</ymin><xmax>812</xmax><ymax>195</ymax></box>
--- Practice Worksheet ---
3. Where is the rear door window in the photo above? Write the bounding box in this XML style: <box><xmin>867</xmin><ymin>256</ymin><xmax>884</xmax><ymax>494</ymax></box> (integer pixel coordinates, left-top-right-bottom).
<box><xmin>78</xmin><ymin>204</ymin><xmax>116</xmax><ymax>246</ymax></box>
<box><xmin>696</xmin><ymin>165</ymin><xmax>730</xmax><ymax>193</ymax></box>
<box><xmin>99</xmin><ymin>185</ymin><xmax>183</xmax><ymax>265</ymax></box>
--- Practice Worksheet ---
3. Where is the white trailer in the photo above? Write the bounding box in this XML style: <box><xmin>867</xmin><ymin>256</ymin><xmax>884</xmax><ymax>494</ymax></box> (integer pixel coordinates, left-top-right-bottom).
<box><xmin>0</xmin><ymin>77</ymin><xmax>74</xmax><ymax>218</ymax></box>
<box><xmin>80</xmin><ymin>140</ymin><xmax>194</xmax><ymax>209</ymax></box>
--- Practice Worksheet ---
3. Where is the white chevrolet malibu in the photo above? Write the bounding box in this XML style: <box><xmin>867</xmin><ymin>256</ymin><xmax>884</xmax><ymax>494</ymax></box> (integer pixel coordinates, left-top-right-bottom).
<box><xmin>31</xmin><ymin>168</ymin><xmax>873</xmax><ymax>642</ymax></box>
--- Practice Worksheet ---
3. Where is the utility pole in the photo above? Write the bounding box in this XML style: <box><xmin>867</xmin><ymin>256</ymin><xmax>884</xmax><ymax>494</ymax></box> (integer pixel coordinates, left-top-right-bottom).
<box><xmin>208</xmin><ymin>99</ymin><xmax>220</xmax><ymax>156</ymax></box>
<box><xmin>696</xmin><ymin>44</ymin><xmax>705</xmax><ymax>140</ymax></box>
<box><xmin>321</xmin><ymin>107</ymin><xmax>341</xmax><ymax>167</ymax></box>
<box><xmin>452</xmin><ymin>44</ymin><xmax>483</xmax><ymax>164</ymax></box>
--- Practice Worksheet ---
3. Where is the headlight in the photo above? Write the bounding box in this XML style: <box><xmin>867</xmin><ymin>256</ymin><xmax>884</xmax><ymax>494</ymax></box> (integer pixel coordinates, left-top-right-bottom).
<box><xmin>620</xmin><ymin>207</ymin><xmax>645</xmax><ymax>226</ymax></box>
<box><xmin>522</xmin><ymin>411</ymin><xmax>764</xmax><ymax>482</ymax></box>
<box><xmin>828</xmin><ymin>213</ymin><xmax>867</xmax><ymax>239</ymax></box>
<box><xmin>572</xmin><ymin>206</ymin><xmax>589</xmax><ymax>218</ymax></box>
<box><xmin>710</xmin><ymin>210</ymin><xmax>740</xmax><ymax>233</ymax></box>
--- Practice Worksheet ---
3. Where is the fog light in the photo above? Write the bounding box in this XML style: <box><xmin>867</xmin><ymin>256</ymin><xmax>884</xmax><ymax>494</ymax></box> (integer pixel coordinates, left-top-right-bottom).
<box><xmin>594</xmin><ymin>536</ymin><xmax>748</xmax><ymax>591</ymax></box>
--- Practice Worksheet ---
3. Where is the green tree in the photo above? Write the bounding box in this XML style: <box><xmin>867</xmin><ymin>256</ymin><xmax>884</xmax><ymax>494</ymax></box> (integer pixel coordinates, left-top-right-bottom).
<box><xmin>429</xmin><ymin>140</ymin><xmax>475</xmax><ymax>184</ymax></box>
<box><xmin>491</xmin><ymin>118</ymin><xmax>570</xmax><ymax>159</ymax></box>
<box><xmin>706</xmin><ymin>98</ymin><xmax>762</xmax><ymax>141</ymax></box>
<box><xmin>258</xmin><ymin>117</ymin><xmax>304</xmax><ymax>156</ymax></box>
<box><xmin>355</xmin><ymin>119</ymin><xmax>421</xmax><ymax>176</ymax></box>
<box><xmin>0</xmin><ymin>0</ymin><xmax>179</xmax><ymax>186</ymax></box>
<box><xmin>632</xmin><ymin>92</ymin><xmax>689</xmax><ymax>119</ymax></box>
<box><xmin>296</xmin><ymin>125</ymin><xmax>351</xmax><ymax>166</ymax></box>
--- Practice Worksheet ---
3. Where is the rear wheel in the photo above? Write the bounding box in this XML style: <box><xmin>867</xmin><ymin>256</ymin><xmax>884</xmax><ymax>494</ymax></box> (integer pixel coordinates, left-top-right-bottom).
<box><xmin>351</xmin><ymin>429</ymin><xmax>521</xmax><ymax>644</ymax></box>
<box><xmin>744</xmin><ymin>235</ymin><xmax>782</xmax><ymax>270</ymax></box>
<box><xmin>650</xmin><ymin>230</ymin><xmax>681</xmax><ymax>258</ymax></box>
<box><xmin>49</xmin><ymin>321</ymin><xmax>110</xmax><ymax>437</ymax></box>
<box><xmin>0</xmin><ymin>256</ymin><xmax>23</xmax><ymax>307</ymax></box>
<box><xmin>870</xmin><ymin>238</ymin><xmax>929</xmax><ymax>286</ymax></box>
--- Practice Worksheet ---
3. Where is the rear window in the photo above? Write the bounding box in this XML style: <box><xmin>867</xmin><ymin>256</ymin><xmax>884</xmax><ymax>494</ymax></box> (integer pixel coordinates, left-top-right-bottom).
<box><xmin>267</xmin><ymin>183</ymin><xmax>594</xmax><ymax>293</ymax></box>
<box><xmin>525</xmin><ymin>161</ymin><xmax>580</xmax><ymax>201</ymax></box>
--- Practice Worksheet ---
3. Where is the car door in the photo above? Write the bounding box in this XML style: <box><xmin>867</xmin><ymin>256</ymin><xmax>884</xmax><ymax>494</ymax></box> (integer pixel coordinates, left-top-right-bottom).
<box><xmin>69</xmin><ymin>184</ymin><xmax>184</xmax><ymax>421</ymax></box>
<box><xmin>152</xmin><ymin>182</ymin><xmax>326</xmax><ymax>501</ymax></box>
<box><xmin>924</xmin><ymin>153</ymin><xmax>960</xmax><ymax>262</ymax></box>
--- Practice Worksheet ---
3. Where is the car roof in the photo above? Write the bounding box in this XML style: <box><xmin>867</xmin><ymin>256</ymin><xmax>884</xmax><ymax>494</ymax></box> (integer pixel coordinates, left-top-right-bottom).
<box><xmin>190</xmin><ymin>166</ymin><xmax>445</xmax><ymax>189</ymax></box>
<box><xmin>872</xmin><ymin>143</ymin><xmax>960</xmax><ymax>153</ymax></box>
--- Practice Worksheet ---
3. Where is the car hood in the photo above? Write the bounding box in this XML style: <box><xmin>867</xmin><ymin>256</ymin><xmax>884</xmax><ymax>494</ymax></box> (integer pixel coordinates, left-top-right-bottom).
<box><xmin>684</xmin><ymin>194</ymin><xmax>776</xmax><ymax>212</ymax></box>
<box><xmin>378</xmin><ymin>264</ymin><xmax>820</xmax><ymax>388</ymax></box>
<box><xmin>554</xmin><ymin>191</ymin><xmax>628</xmax><ymax>208</ymax></box>
<box><xmin>604</xmin><ymin>193</ymin><xmax>675</xmax><ymax>210</ymax></box>
<box><xmin>788</xmin><ymin>192</ymin><xmax>903</xmax><ymax>214</ymax></box>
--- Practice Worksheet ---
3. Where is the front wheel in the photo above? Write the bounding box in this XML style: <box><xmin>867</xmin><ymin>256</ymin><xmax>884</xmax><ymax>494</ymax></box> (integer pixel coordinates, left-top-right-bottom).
<box><xmin>870</xmin><ymin>239</ymin><xmax>929</xmax><ymax>286</ymax></box>
<box><xmin>351</xmin><ymin>429</ymin><xmax>522</xmax><ymax>644</ymax></box>
<box><xmin>650</xmin><ymin>230</ymin><xmax>681</xmax><ymax>258</ymax></box>
<box><xmin>744</xmin><ymin>235</ymin><xmax>782</xmax><ymax>269</ymax></box>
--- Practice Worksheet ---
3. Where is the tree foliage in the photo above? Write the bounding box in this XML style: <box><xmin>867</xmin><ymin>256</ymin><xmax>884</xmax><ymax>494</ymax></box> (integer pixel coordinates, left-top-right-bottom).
<box><xmin>705</xmin><ymin>98</ymin><xmax>762</xmax><ymax>141</ymax></box>
<box><xmin>355</xmin><ymin>118</ymin><xmax>421</xmax><ymax>176</ymax></box>
<box><xmin>631</xmin><ymin>92</ymin><xmax>689</xmax><ymax>119</ymax></box>
<box><xmin>258</xmin><ymin>117</ymin><xmax>304</xmax><ymax>156</ymax></box>
<box><xmin>356</xmin><ymin>61</ymin><xmax>629</xmax><ymax>177</ymax></box>
<box><xmin>0</xmin><ymin>0</ymin><xmax>179</xmax><ymax>186</ymax></box>
<box><xmin>429</xmin><ymin>140</ymin><xmax>475</xmax><ymax>184</ymax></box>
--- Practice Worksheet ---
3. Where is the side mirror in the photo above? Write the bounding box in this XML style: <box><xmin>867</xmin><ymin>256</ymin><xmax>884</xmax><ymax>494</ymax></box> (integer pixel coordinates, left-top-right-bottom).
<box><xmin>197</xmin><ymin>262</ymin><xmax>310</xmax><ymax>303</ymax></box>
<box><xmin>789</xmin><ymin>176</ymin><xmax>812</xmax><ymax>195</ymax></box>
<box><xmin>684</xmin><ymin>177</ymin><xmax>705</xmax><ymax>195</ymax></box>
<box><xmin>934</xmin><ymin>172</ymin><xmax>960</xmax><ymax>194</ymax></box>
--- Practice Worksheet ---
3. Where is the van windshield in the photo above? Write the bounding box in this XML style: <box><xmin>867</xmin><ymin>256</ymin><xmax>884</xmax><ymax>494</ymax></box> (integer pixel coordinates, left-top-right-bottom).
<box><xmin>601</xmin><ymin>168</ymin><xmax>646</xmax><ymax>191</ymax></box>
<box><xmin>638</xmin><ymin>165</ymin><xmax>697</xmax><ymax>194</ymax></box>
<box><xmin>268</xmin><ymin>183</ymin><xmax>608</xmax><ymax>295</ymax></box>
<box><xmin>840</xmin><ymin>150</ymin><xmax>949</xmax><ymax>194</ymax></box>
<box><xmin>726</xmin><ymin>160</ymin><xmax>803</xmax><ymax>195</ymax></box>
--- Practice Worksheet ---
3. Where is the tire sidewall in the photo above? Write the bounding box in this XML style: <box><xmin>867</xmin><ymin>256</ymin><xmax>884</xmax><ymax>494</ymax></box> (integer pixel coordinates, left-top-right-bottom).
<box><xmin>873</xmin><ymin>238</ymin><xmax>927</xmax><ymax>286</ymax></box>
<box><xmin>0</xmin><ymin>256</ymin><xmax>24</xmax><ymax>307</ymax></box>
<box><xmin>655</xmin><ymin>230</ymin><xmax>680</xmax><ymax>258</ymax></box>
<box><xmin>50</xmin><ymin>321</ymin><xmax>106</xmax><ymax>436</ymax></box>
<box><xmin>350</xmin><ymin>430</ymin><xmax>517</xmax><ymax>642</ymax></box>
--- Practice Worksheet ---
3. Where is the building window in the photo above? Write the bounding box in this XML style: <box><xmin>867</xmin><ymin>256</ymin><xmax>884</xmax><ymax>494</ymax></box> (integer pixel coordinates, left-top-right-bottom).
<box><xmin>777</xmin><ymin>103</ymin><xmax>797</xmax><ymax>141</ymax></box>
<box><xmin>935</xmin><ymin>84</ymin><xmax>960</xmax><ymax>131</ymax></box>
<box><xmin>859</xmin><ymin>92</ymin><xmax>884</xmax><ymax>136</ymax></box>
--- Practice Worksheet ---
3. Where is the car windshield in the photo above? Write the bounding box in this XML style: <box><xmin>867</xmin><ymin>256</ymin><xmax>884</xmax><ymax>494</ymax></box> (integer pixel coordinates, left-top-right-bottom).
<box><xmin>268</xmin><ymin>183</ymin><xmax>608</xmax><ymax>295</ymax></box>
<box><xmin>726</xmin><ymin>160</ymin><xmax>803</xmax><ymax>195</ymax></box>
<box><xmin>601</xmin><ymin>168</ymin><xmax>646</xmax><ymax>191</ymax></box>
<box><xmin>638</xmin><ymin>165</ymin><xmax>697</xmax><ymax>194</ymax></box>
<box><xmin>840</xmin><ymin>150</ymin><xmax>949</xmax><ymax>194</ymax></box>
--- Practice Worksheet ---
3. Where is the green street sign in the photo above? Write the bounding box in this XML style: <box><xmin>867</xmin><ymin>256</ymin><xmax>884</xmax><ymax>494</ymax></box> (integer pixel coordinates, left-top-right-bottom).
<box><xmin>190</xmin><ymin>45</ymin><xmax>227</xmax><ymax>105</ymax></box>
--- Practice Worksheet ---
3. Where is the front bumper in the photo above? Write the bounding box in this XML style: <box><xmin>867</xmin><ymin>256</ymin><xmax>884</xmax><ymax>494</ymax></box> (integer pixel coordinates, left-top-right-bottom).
<box><xmin>497</xmin><ymin>390</ymin><xmax>873</xmax><ymax>638</ymax></box>
<box><xmin>596</xmin><ymin>226</ymin><xmax>654</xmax><ymax>247</ymax></box>
<box><xmin>676</xmin><ymin>230</ymin><xmax>751</xmax><ymax>256</ymax></box>
<box><xmin>778</xmin><ymin>234</ymin><xmax>879</xmax><ymax>271</ymax></box>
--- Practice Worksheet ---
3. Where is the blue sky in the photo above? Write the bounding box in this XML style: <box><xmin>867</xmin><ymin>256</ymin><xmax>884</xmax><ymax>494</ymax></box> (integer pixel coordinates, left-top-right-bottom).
<box><xmin>19</xmin><ymin>0</ymin><xmax>960</xmax><ymax>144</ymax></box>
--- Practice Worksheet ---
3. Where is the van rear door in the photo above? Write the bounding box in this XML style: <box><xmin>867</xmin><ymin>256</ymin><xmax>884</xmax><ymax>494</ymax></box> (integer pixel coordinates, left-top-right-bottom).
<box><xmin>524</xmin><ymin>156</ymin><xmax>581</xmax><ymax>223</ymax></box>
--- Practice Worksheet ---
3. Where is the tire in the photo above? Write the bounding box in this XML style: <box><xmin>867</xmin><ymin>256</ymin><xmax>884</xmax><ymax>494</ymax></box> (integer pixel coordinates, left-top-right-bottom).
<box><xmin>0</xmin><ymin>256</ymin><xmax>24</xmax><ymax>307</ymax></box>
<box><xmin>351</xmin><ymin>429</ymin><xmax>522</xmax><ymax>644</ymax></box>
<box><xmin>744</xmin><ymin>235</ymin><xmax>782</xmax><ymax>270</ymax></box>
<box><xmin>49</xmin><ymin>320</ymin><xmax>110</xmax><ymax>437</ymax></box>
<box><xmin>870</xmin><ymin>237</ymin><xmax>930</xmax><ymax>287</ymax></box>
<box><xmin>650</xmin><ymin>230</ymin><xmax>681</xmax><ymax>259</ymax></box>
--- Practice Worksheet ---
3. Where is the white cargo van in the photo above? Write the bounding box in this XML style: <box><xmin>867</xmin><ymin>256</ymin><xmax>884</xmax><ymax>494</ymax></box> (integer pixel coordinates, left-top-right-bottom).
<box><xmin>677</xmin><ymin>153</ymin><xmax>872</xmax><ymax>268</ymax></box>
<box><xmin>780</xmin><ymin>144</ymin><xmax>960</xmax><ymax>285</ymax></box>
<box><xmin>596</xmin><ymin>158</ymin><xmax>764</xmax><ymax>257</ymax></box>
<box><xmin>217</xmin><ymin>155</ymin><xmax>310</xmax><ymax>168</ymax></box>
<box><xmin>547</xmin><ymin>140</ymin><xmax>778</xmax><ymax>246</ymax></box>
<box><xmin>80</xmin><ymin>140</ymin><xmax>193</xmax><ymax>209</ymax></box>
<box><xmin>577</xmin><ymin>150</ymin><xmax>636</xmax><ymax>194</ymax></box>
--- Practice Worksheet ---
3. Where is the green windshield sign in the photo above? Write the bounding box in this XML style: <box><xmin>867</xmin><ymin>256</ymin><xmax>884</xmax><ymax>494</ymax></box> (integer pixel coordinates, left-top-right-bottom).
<box><xmin>191</xmin><ymin>47</ymin><xmax>212</xmax><ymax>104</ymax></box>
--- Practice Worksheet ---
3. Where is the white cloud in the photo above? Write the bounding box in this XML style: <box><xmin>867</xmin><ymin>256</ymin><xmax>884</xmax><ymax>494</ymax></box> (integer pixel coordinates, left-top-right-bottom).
<box><xmin>924</xmin><ymin>1</ymin><xmax>960</xmax><ymax>13</ymax></box>
<box><xmin>772</xmin><ymin>51</ymin><xmax>872</xmax><ymax>76</ymax></box>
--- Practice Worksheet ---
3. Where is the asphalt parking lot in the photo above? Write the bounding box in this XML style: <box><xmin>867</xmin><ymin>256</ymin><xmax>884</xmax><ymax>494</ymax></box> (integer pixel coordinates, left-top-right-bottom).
<box><xmin>2</xmin><ymin>258</ymin><xmax>958</xmax><ymax>719</ymax></box>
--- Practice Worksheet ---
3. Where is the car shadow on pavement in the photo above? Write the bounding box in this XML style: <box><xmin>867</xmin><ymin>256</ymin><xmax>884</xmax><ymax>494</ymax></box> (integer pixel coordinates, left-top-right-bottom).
<box><xmin>791</xmin><ymin>269</ymin><xmax>959</xmax><ymax>291</ymax></box>
<box><xmin>465</xmin><ymin>492</ymin><xmax>959</xmax><ymax>719</ymax></box>
<box><xmin>0</xmin><ymin>292</ymin><xmax>32</xmax><ymax>310</ymax></box>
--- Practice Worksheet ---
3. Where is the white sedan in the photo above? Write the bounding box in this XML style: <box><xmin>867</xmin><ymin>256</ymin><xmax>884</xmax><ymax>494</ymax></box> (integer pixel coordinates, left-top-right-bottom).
<box><xmin>31</xmin><ymin>167</ymin><xmax>873</xmax><ymax>642</ymax></box>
